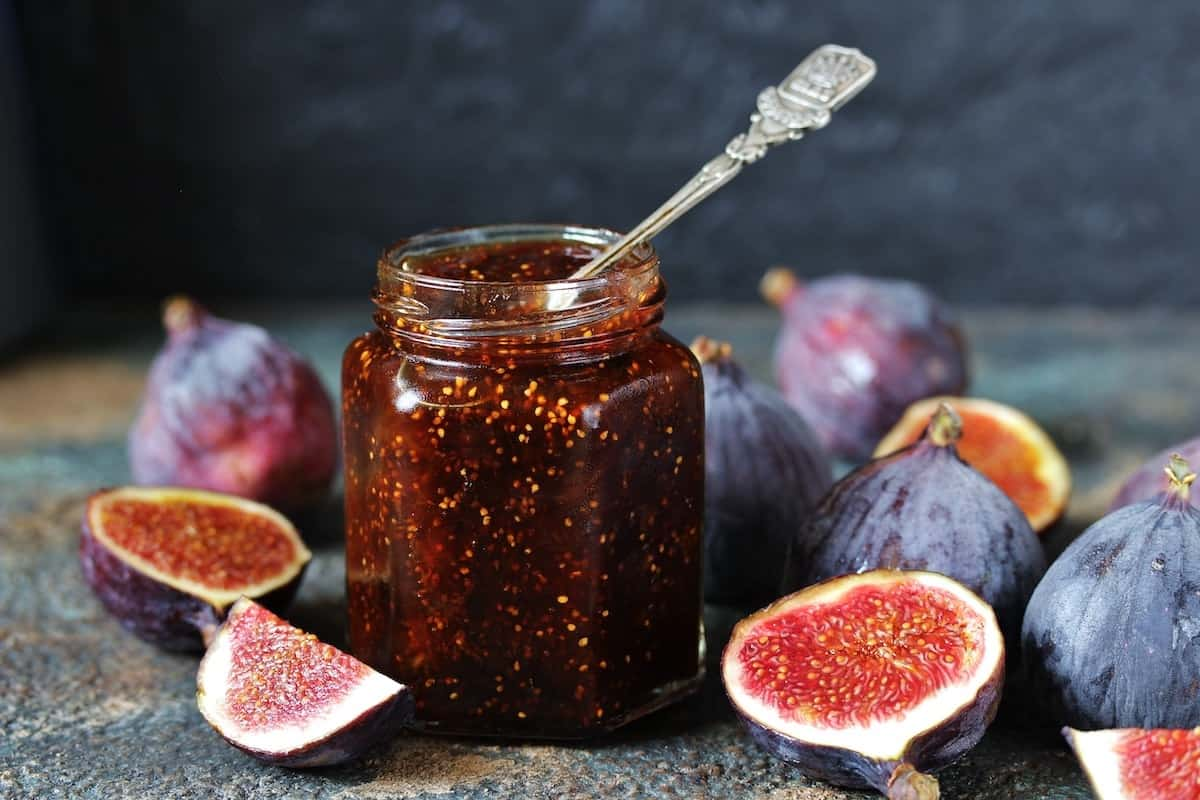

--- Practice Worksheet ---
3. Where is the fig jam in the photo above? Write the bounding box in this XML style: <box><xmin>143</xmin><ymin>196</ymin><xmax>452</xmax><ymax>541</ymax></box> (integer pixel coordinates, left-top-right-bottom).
<box><xmin>342</xmin><ymin>225</ymin><xmax>705</xmax><ymax>738</ymax></box>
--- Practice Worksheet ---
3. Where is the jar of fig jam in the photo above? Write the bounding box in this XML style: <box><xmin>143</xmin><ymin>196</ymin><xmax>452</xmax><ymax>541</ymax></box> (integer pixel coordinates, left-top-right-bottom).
<box><xmin>342</xmin><ymin>224</ymin><xmax>705</xmax><ymax>738</ymax></box>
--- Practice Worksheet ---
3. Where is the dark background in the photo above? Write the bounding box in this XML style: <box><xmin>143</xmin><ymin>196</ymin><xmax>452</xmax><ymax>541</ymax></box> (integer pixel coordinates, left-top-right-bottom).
<box><xmin>8</xmin><ymin>1</ymin><xmax>1200</xmax><ymax>310</ymax></box>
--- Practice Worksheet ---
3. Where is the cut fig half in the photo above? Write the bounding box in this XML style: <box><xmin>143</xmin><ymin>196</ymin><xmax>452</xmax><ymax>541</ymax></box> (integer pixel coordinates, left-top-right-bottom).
<box><xmin>722</xmin><ymin>570</ymin><xmax>1004</xmax><ymax>799</ymax></box>
<box><xmin>1065</xmin><ymin>727</ymin><xmax>1200</xmax><ymax>800</ymax></box>
<box><xmin>197</xmin><ymin>598</ymin><xmax>413</xmax><ymax>767</ymax></box>
<box><xmin>80</xmin><ymin>486</ymin><xmax>311</xmax><ymax>650</ymax></box>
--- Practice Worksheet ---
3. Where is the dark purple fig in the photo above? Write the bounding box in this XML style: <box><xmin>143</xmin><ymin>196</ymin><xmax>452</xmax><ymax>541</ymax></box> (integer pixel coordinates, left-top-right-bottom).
<box><xmin>784</xmin><ymin>404</ymin><xmax>1046</xmax><ymax>645</ymax></box>
<box><xmin>762</xmin><ymin>268</ymin><xmax>968</xmax><ymax>461</ymax></box>
<box><xmin>1111</xmin><ymin>435</ymin><xmax>1200</xmax><ymax>510</ymax></box>
<box><xmin>80</xmin><ymin>486</ymin><xmax>311</xmax><ymax>651</ymax></box>
<box><xmin>1023</xmin><ymin>455</ymin><xmax>1200</xmax><ymax>729</ymax></box>
<box><xmin>129</xmin><ymin>296</ymin><xmax>338</xmax><ymax>512</ymax></box>
<box><xmin>692</xmin><ymin>336</ymin><xmax>833</xmax><ymax>607</ymax></box>
<box><xmin>723</xmin><ymin>569</ymin><xmax>1004</xmax><ymax>799</ymax></box>
<box><xmin>1064</xmin><ymin>726</ymin><xmax>1200</xmax><ymax>800</ymax></box>
<box><xmin>197</xmin><ymin>598</ymin><xmax>413</xmax><ymax>767</ymax></box>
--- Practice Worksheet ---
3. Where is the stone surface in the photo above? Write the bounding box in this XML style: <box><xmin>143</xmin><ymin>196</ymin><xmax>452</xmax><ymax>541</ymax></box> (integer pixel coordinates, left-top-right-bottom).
<box><xmin>6</xmin><ymin>302</ymin><xmax>1195</xmax><ymax>798</ymax></box>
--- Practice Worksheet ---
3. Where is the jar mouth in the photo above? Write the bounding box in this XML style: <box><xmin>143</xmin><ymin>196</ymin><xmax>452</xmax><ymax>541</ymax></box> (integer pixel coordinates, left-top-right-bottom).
<box><xmin>373</xmin><ymin>224</ymin><xmax>664</xmax><ymax>348</ymax></box>
<box><xmin>378</xmin><ymin>223</ymin><xmax>656</xmax><ymax>291</ymax></box>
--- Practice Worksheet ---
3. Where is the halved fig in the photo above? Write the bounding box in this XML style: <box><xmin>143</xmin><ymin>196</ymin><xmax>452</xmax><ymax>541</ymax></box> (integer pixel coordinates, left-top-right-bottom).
<box><xmin>80</xmin><ymin>486</ymin><xmax>311</xmax><ymax>651</ymax></box>
<box><xmin>197</xmin><ymin>598</ymin><xmax>413</xmax><ymax>767</ymax></box>
<box><xmin>1065</xmin><ymin>727</ymin><xmax>1200</xmax><ymax>800</ymax></box>
<box><xmin>722</xmin><ymin>570</ymin><xmax>1004</xmax><ymax>799</ymax></box>
<box><xmin>874</xmin><ymin>396</ymin><xmax>1070</xmax><ymax>534</ymax></box>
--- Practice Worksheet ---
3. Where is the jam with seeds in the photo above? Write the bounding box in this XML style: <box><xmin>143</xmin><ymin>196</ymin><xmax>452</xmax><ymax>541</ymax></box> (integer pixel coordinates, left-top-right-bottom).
<box><xmin>342</xmin><ymin>224</ymin><xmax>705</xmax><ymax>738</ymax></box>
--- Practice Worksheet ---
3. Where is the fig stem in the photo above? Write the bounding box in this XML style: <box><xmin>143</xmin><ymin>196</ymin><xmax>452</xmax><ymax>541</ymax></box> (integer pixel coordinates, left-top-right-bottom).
<box><xmin>162</xmin><ymin>295</ymin><xmax>203</xmax><ymax>335</ymax></box>
<box><xmin>689</xmin><ymin>336</ymin><xmax>733</xmax><ymax>365</ymax></box>
<box><xmin>886</xmin><ymin>763</ymin><xmax>939</xmax><ymax>800</ymax></box>
<box><xmin>759</xmin><ymin>266</ymin><xmax>802</xmax><ymax>308</ymax></box>
<box><xmin>1165</xmin><ymin>453</ymin><xmax>1197</xmax><ymax>502</ymax></box>
<box><xmin>925</xmin><ymin>402</ymin><xmax>963</xmax><ymax>448</ymax></box>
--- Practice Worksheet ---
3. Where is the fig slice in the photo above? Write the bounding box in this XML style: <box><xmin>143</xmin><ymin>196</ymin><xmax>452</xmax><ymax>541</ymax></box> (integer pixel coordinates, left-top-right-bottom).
<box><xmin>197</xmin><ymin>598</ymin><xmax>413</xmax><ymax>768</ymax></box>
<box><xmin>80</xmin><ymin>486</ymin><xmax>311</xmax><ymax>651</ymax></box>
<box><xmin>874</xmin><ymin>396</ymin><xmax>1070</xmax><ymax>534</ymax></box>
<box><xmin>1064</xmin><ymin>727</ymin><xmax>1200</xmax><ymax>800</ymax></box>
<box><xmin>722</xmin><ymin>570</ymin><xmax>1004</xmax><ymax>799</ymax></box>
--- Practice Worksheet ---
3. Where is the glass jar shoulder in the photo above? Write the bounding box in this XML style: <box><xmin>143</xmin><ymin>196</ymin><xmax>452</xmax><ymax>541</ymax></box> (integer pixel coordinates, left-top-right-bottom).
<box><xmin>344</xmin><ymin>329</ymin><xmax>700</xmax><ymax>411</ymax></box>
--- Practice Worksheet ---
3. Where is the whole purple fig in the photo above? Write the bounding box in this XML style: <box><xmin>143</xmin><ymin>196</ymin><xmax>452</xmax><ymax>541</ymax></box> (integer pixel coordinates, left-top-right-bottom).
<box><xmin>129</xmin><ymin>297</ymin><xmax>337</xmax><ymax>511</ymax></box>
<box><xmin>692</xmin><ymin>337</ymin><xmax>833</xmax><ymax>607</ymax></box>
<box><xmin>1111</xmin><ymin>435</ymin><xmax>1200</xmax><ymax>510</ymax></box>
<box><xmin>762</xmin><ymin>268</ymin><xmax>968</xmax><ymax>461</ymax></box>
<box><xmin>784</xmin><ymin>403</ymin><xmax>1045</xmax><ymax>644</ymax></box>
<box><xmin>1024</xmin><ymin>455</ymin><xmax>1200</xmax><ymax>730</ymax></box>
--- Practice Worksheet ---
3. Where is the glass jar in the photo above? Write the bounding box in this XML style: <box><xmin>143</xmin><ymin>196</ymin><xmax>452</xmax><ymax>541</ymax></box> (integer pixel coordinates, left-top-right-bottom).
<box><xmin>342</xmin><ymin>224</ymin><xmax>705</xmax><ymax>739</ymax></box>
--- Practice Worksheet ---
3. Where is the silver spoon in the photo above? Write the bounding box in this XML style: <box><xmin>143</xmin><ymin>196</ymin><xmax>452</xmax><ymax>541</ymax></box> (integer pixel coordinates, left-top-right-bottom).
<box><xmin>569</xmin><ymin>44</ymin><xmax>876</xmax><ymax>281</ymax></box>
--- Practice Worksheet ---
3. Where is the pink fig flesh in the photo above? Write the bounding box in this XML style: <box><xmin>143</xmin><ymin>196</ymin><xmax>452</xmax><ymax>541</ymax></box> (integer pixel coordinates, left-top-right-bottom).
<box><xmin>197</xmin><ymin>598</ymin><xmax>413</xmax><ymax>767</ymax></box>
<box><xmin>129</xmin><ymin>296</ymin><xmax>337</xmax><ymax>511</ymax></box>
<box><xmin>723</xmin><ymin>570</ymin><xmax>1004</xmax><ymax>799</ymax></box>
<box><xmin>1065</xmin><ymin>726</ymin><xmax>1200</xmax><ymax>800</ymax></box>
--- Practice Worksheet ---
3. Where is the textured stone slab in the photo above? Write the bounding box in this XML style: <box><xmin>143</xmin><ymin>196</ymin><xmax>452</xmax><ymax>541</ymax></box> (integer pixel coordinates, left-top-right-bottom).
<box><xmin>6</xmin><ymin>303</ymin><xmax>1197</xmax><ymax>798</ymax></box>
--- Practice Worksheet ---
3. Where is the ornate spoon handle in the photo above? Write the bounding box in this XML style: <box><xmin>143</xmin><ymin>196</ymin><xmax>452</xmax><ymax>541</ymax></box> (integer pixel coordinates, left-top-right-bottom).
<box><xmin>569</xmin><ymin>44</ymin><xmax>876</xmax><ymax>280</ymax></box>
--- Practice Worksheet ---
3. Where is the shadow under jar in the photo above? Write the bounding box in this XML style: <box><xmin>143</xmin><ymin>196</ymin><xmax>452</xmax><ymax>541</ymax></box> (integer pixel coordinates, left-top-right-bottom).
<box><xmin>342</xmin><ymin>224</ymin><xmax>706</xmax><ymax>739</ymax></box>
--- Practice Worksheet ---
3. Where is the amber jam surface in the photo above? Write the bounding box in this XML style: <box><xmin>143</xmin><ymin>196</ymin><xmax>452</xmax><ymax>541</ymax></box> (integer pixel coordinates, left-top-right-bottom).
<box><xmin>343</xmin><ymin>225</ymin><xmax>705</xmax><ymax>738</ymax></box>
<box><xmin>406</xmin><ymin>237</ymin><xmax>600</xmax><ymax>281</ymax></box>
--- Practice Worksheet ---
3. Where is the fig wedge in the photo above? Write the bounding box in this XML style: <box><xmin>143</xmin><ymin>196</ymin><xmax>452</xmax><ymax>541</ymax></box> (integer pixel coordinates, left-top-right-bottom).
<box><xmin>197</xmin><ymin>598</ymin><xmax>413</xmax><ymax>767</ymax></box>
<box><xmin>1065</xmin><ymin>726</ymin><xmax>1200</xmax><ymax>800</ymax></box>
<box><xmin>723</xmin><ymin>570</ymin><xmax>1004</xmax><ymax>799</ymax></box>
<box><xmin>80</xmin><ymin>486</ymin><xmax>311</xmax><ymax>650</ymax></box>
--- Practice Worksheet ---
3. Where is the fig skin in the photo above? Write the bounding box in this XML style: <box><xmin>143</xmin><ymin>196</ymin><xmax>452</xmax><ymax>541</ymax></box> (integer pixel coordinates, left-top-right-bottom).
<box><xmin>723</xmin><ymin>570</ymin><xmax>1005</xmax><ymax>799</ymax></box>
<box><xmin>1023</xmin><ymin>456</ymin><xmax>1200</xmax><ymax>730</ymax></box>
<box><xmin>874</xmin><ymin>395</ymin><xmax>1072</xmax><ymax>535</ymax></box>
<box><xmin>79</xmin><ymin>487</ymin><xmax>309</xmax><ymax>652</ymax></box>
<box><xmin>784</xmin><ymin>404</ymin><xmax>1046</xmax><ymax>645</ymax></box>
<box><xmin>197</xmin><ymin>598</ymin><xmax>414</xmax><ymax>768</ymax></box>
<box><xmin>762</xmin><ymin>269</ymin><xmax>968</xmax><ymax>462</ymax></box>
<box><xmin>1110</xmin><ymin>434</ymin><xmax>1200</xmax><ymax>510</ymax></box>
<box><xmin>693</xmin><ymin>336</ymin><xmax>833</xmax><ymax>607</ymax></box>
<box><xmin>129</xmin><ymin>296</ymin><xmax>337</xmax><ymax>512</ymax></box>
<box><xmin>739</xmin><ymin>683</ymin><xmax>1001</xmax><ymax>799</ymax></box>
<box><xmin>80</xmin><ymin>522</ymin><xmax>221</xmax><ymax>651</ymax></box>
<box><xmin>225</xmin><ymin>693</ymin><xmax>415</xmax><ymax>769</ymax></box>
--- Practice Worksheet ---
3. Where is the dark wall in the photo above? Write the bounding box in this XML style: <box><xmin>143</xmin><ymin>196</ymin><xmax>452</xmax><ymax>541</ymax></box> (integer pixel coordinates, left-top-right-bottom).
<box><xmin>16</xmin><ymin>1</ymin><xmax>1200</xmax><ymax>305</ymax></box>
<box><xmin>1</xmin><ymin>0</ymin><xmax>51</xmax><ymax>342</ymax></box>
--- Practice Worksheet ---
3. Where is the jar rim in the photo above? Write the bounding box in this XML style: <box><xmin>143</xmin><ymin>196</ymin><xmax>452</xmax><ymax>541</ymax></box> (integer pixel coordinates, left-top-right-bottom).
<box><xmin>372</xmin><ymin>223</ymin><xmax>664</xmax><ymax>349</ymax></box>
<box><xmin>378</xmin><ymin>223</ymin><xmax>657</xmax><ymax>290</ymax></box>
